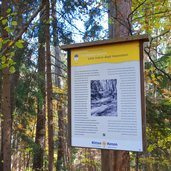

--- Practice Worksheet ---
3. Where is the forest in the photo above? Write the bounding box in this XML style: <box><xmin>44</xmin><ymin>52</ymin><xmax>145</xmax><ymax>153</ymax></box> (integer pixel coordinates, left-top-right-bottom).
<box><xmin>0</xmin><ymin>0</ymin><xmax>171</xmax><ymax>171</ymax></box>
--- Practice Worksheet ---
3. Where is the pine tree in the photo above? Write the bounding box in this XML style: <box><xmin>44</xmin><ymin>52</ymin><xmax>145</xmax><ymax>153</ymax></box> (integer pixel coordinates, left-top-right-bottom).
<box><xmin>101</xmin><ymin>1</ymin><xmax>132</xmax><ymax>171</ymax></box>
<box><xmin>33</xmin><ymin>0</ymin><xmax>46</xmax><ymax>170</ymax></box>
<box><xmin>1</xmin><ymin>0</ymin><xmax>12</xmax><ymax>170</ymax></box>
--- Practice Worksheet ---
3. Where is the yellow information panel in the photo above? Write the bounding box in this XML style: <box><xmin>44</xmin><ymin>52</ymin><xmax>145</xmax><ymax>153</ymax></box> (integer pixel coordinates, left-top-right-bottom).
<box><xmin>71</xmin><ymin>41</ymin><xmax>140</xmax><ymax>66</ymax></box>
<box><xmin>71</xmin><ymin>41</ymin><xmax>143</xmax><ymax>151</ymax></box>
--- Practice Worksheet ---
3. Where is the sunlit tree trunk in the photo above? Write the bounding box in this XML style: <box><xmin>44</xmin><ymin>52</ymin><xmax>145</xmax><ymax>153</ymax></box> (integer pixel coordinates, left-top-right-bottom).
<box><xmin>101</xmin><ymin>0</ymin><xmax>132</xmax><ymax>171</ymax></box>
<box><xmin>108</xmin><ymin>0</ymin><xmax>132</xmax><ymax>38</ymax></box>
<box><xmin>33</xmin><ymin>2</ymin><xmax>46</xmax><ymax>170</ymax></box>
<box><xmin>51</xmin><ymin>0</ymin><xmax>65</xmax><ymax>170</ymax></box>
<box><xmin>45</xmin><ymin>0</ymin><xmax>54</xmax><ymax>170</ymax></box>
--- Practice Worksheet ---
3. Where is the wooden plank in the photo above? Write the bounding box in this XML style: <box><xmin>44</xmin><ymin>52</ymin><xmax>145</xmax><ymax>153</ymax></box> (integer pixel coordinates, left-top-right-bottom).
<box><xmin>139</xmin><ymin>40</ymin><xmax>147</xmax><ymax>151</ymax></box>
<box><xmin>67</xmin><ymin>50</ymin><xmax>72</xmax><ymax>146</ymax></box>
<box><xmin>61</xmin><ymin>34</ymin><xmax>149</xmax><ymax>50</ymax></box>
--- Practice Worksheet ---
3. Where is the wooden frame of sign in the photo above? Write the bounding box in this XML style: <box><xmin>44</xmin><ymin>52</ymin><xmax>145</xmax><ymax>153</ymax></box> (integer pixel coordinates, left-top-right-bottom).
<box><xmin>61</xmin><ymin>35</ymin><xmax>148</xmax><ymax>152</ymax></box>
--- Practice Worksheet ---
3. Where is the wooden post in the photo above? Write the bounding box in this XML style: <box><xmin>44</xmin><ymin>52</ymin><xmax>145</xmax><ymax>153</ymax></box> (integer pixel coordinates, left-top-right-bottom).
<box><xmin>101</xmin><ymin>0</ymin><xmax>132</xmax><ymax>170</ymax></box>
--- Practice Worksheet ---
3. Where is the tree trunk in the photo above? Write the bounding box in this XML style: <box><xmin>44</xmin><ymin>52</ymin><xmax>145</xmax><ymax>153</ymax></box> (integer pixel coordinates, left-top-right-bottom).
<box><xmin>101</xmin><ymin>1</ymin><xmax>132</xmax><ymax>171</ymax></box>
<box><xmin>1</xmin><ymin>1</ymin><xmax>12</xmax><ymax>171</ymax></box>
<box><xmin>1</xmin><ymin>70</ymin><xmax>12</xmax><ymax>171</ymax></box>
<box><xmin>108</xmin><ymin>0</ymin><xmax>132</xmax><ymax>38</ymax></box>
<box><xmin>45</xmin><ymin>0</ymin><xmax>54</xmax><ymax>170</ymax></box>
<box><xmin>0</xmin><ymin>73</ymin><xmax>3</xmax><ymax>171</ymax></box>
<box><xmin>33</xmin><ymin>3</ymin><xmax>46</xmax><ymax>171</ymax></box>
<box><xmin>54</xmin><ymin>46</ymin><xmax>65</xmax><ymax>171</ymax></box>
<box><xmin>56</xmin><ymin>98</ymin><xmax>64</xmax><ymax>171</ymax></box>
<box><xmin>51</xmin><ymin>0</ymin><xmax>66</xmax><ymax>169</ymax></box>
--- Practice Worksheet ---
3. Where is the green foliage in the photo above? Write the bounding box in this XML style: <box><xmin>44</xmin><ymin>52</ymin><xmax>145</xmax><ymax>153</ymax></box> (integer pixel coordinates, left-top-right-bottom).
<box><xmin>83</xmin><ymin>7</ymin><xmax>103</xmax><ymax>41</ymax></box>
<box><xmin>56</xmin><ymin>0</ymin><xmax>106</xmax><ymax>43</ymax></box>
<box><xmin>0</xmin><ymin>7</ymin><xmax>25</xmax><ymax>72</ymax></box>
<box><xmin>132</xmin><ymin>0</ymin><xmax>171</xmax><ymax>33</ymax></box>
<box><xmin>15</xmin><ymin>40</ymin><xmax>24</xmax><ymax>49</ymax></box>
<box><xmin>15</xmin><ymin>73</ymin><xmax>38</xmax><ymax>116</ymax></box>
<box><xmin>136</xmin><ymin>51</ymin><xmax>171</xmax><ymax>170</ymax></box>
<box><xmin>12</xmin><ymin>21</ymin><xmax>17</xmax><ymax>26</ymax></box>
<box><xmin>2</xmin><ymin>19</ymin><xmax>8</xmax><ymax>25</ymax></box>
<box><xmin>0</xmin><ymin>52</ymin><xmax>16</xmax><ymax>73</ymax></box>
<box><xmin>73</xmin><ymin>149</ymin><xmax>101</xmax><ymax>171</ymax></box>
<box><xmin>19</xmin><ymin>133</ymin><xmax>38</xmax><ymax>153</ymax></box>
<box><xmin>9</xmin><ymin>66</ymin><xmax>16</xmax><ymax>73</ymax></box>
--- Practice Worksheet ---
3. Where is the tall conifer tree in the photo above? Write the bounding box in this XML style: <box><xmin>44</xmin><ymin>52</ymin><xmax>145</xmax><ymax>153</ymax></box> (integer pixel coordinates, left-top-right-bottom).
<box><xmin>101</xmin><ymin>1</ymin><xmax>132</xmax><ymax>171</ymax></box>
<box><xmin>1</xmin><ymin>0</ymin><xmax>12</xmax><ymax>170</ymax></box>
<box><xmin>33</xmin><ymin>1</ymin><xmax>46</xmax><ymax>170</ymax></box>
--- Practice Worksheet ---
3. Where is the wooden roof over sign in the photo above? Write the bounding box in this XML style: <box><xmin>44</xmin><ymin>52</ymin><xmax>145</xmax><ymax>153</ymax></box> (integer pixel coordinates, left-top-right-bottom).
<box><xmin>60</xmin><ymin>34</ymin><xmax>149</xmax><ymax>50</ymax></box>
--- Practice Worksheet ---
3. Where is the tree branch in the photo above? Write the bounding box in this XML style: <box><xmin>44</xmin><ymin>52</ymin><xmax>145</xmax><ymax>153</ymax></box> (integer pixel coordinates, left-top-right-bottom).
<box><xmin>50</xmin><ymin>54</ymin><xmax>67</xmax><ymax>69</ymax></box>
<box><xmin>145</xmin><ymin>48</ymin><xmax>171</xmax><ymax>81</ymax></box>
<box><xmin>128</xmin><ymin>0</ymin><xmax>147</xmax><ymax>19</ymax></box>
<box><xmin>0</xmin><ymin>4</ymin><xmax>46</xmax><ymax>57</ymax></box>
<box><xmin>144</xmin><ymin>33</ymin><xmax>171</xmax><ymax>81</ymax></box>
<box><xmin>132</xmin><ymin>10</ymin><xmax>170</xmax><ymax>22</ymax></box>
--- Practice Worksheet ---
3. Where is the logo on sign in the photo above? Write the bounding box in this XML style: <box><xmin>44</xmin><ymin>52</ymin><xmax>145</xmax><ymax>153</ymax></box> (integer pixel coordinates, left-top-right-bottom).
<box><xmin>102</xmin><ymin>141</ymin><xmax>107</xmax><ymax>148</ymax></box>
<box><xmin>74</xmin><ymin>54</ymin><xmax>79</xmax><ymax>61</ymax></box>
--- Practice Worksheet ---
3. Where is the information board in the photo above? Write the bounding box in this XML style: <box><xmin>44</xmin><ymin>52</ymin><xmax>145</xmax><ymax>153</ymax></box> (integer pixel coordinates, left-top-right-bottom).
<box><xmin>62</xmin><ymin>36</ymin><xmax>148</xmax><ymax>152</ymax></box>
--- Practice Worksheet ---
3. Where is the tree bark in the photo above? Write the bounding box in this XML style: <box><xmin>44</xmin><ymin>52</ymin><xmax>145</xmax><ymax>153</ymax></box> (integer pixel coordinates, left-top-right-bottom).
<box><xmin>54</xmin><ymin>47</ymin><xmax>65</xmax><ymax>171</ymax></box>
<box><xmin>33</xmin><ymin>3</ymin><xmax>46</xmax><ymax>171</ymax></box>
<box><xmin>101</xmin><ymin>0</ymin><xmax>132</xmax><ymax>171</ymax></box>
<box><xmin>108</xmin><ymin>0</ymin><xmax>132</xmax><ymax>38</ymax></box>
<box><xmin>51</xmin><ymin>0</ymin><xmax>65</xmax><ymax>169</ymax></box>
<box><xmin>0</xmin><ymin>73</ymin><xmax>3</xmax><ymax>171</ymax></box>
<box><xmin>1</xmin><ymin>61</ymin><xmax>12</xmax><ymax>171</ymax></box>
<box><xmin>1</xmin><ymin>1</ymin><xmax>12</xmax><ymax>170</ymax></box>
<box><xmin>45</xmin><ymin>0</ymin><xmax>54</xmax><ymax>170</ymax></box>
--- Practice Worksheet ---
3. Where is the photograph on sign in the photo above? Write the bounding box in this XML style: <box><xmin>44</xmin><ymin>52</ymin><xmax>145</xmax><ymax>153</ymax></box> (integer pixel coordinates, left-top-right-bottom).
<box><xmin>70</xmin><ymin>41</ymin><xmax>144</xmax><ymax>151</ymax></box>
<box><xmin>91</xmin><ymin>79</ymin><xmax>117</xmax><ymax>117</ymax></box>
